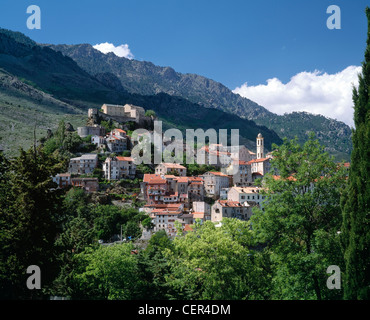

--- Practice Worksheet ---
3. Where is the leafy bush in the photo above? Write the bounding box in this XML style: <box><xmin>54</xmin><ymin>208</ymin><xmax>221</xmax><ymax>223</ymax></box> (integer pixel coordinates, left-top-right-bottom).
<box><xmin>145</xmin><ymin>110</ymin><xmax>156</xmax><ymax>117</ymax></box>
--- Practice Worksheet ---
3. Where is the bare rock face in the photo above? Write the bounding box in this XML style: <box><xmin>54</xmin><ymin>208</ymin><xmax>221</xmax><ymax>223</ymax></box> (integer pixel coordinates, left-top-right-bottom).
<box><xmin>65</xmin><ymin>122</ymin><xmax>75</xmax><ymax>132</ymax></box>
<box><xmin>46</xmin><ymin>128</ymin><xmax>53</xmax><ymax>139</ymax></box>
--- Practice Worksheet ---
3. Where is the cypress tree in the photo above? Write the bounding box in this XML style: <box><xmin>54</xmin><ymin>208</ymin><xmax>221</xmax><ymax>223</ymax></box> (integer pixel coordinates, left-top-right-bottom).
<box><xmin>341</xmin><ymin>7</ymin><xmax>370</xmax><ymax>300</ymax></box>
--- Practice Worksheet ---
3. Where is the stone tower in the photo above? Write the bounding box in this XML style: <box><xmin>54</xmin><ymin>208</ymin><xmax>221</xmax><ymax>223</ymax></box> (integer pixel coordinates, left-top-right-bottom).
<box><xmin>256</xmin><ymin>133</ymin><xmax>264</xmax><ymax>159</ymax></box>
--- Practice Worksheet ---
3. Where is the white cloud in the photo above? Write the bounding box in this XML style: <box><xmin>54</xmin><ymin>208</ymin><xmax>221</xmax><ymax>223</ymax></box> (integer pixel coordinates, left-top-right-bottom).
<box><xmin>93</xmin><ymin>42</ymin><xmax>134</xmax><ymax>59</ymax></box>
<box><xmin>233</xmin><ymin>66</ymin><xmax>362</xmax><ymax>128</ymax></box>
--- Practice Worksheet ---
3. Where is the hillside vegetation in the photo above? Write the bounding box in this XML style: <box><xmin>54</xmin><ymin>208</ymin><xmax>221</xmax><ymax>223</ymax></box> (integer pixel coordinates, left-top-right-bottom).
<box><xmin>0</xmin><ymin>28</ymin><xmax>282</xmax><ymax>156</ymax></box>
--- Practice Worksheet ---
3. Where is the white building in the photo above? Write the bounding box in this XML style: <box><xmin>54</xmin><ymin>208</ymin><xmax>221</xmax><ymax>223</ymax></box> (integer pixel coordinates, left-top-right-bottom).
<box><xmin>211</xmin><ymin>200</ymin><xmax>252</xmax><ymax>222</ymax></box>
<box><xmin>191</xmin><ymin>201</ymin><xmax>211</xmax><ymax>222</ymax></box>
<box><xmin>224</xmin><ymin>160</ymin><xmax>252</xmax><ymax>187</ymax></box>
<box><xmin>220</xmin><ymin>188</ymin><xmax>229</xmax><ymax>200</ymax></box>
<box><xmin>200</xmin><ymin>171</ymin><xmax>230</xmax><ymax>198</ymax></box>
<box><xmin>155</xmin><ymin>163</ymin><xmax>187</xmax><ymax>177</ymax></box>
<box><xmin>68</xmin><ymin>154</ymin><xmax>98</xmax><ymax>175</ymax></box>
<box><xmin>150</xmin><ymin>203</ymin><xmax>184</xmax><ymax>237</ymax></box>
<box><xmin>52</xmin><ymin>173</ymin><xmax>71</xmax><ymax>188</ymax></box>
<box><xmin>227</xmin><ymin>186</ymin><xmax>266</xmax><ymax>208</ymax></box>
<box><xmin>248</xmin><ymin>158</ymin><xmax>271</xmax><ymax>180</ymax></box>
<box><xmin>91</xmin><ymin>135</ymin><xmax>105</xmax><ymax>148</ymax></box>
<box><xmin>103</xmin><ymin>156</ymin><xmax>136</xmax><ymax>180</ymax></box>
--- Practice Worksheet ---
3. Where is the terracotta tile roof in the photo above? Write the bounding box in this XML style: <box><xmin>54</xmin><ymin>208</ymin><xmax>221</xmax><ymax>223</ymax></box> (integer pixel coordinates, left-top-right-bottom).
<box><xmin>208</xmin><ymin>171</ymin><xmax>228</xmax><ymax>177</ymax></box>
<box><xmin>218</xmin><ymin>200</ymin><xmax>243</xmax><ymax>207</ymax></box>
<box><xmin>152</xmin><ymin>209</ymin><xmax>167</xmax><ymax>213</ymax></box>
<box><xmin>164</xmin><ymin>175</ymin><xmax>177</xmax><ymax>179</ymax></box>
<box><xmin>114</xmin><ymin>129</ymin><xmax>126</xmax><ymax>133</ymax></box>
<box><xmin>189</xmin><ymin>176</ymin><xmax>204</xmax><ymax>182</ymax></box>
<box><xmin>248</xmin><ymin>157</ymin><xmax>270</xmax><ymax>164</ymax></box>
<box><xmin>175</xmin><ymin>177</ymin><xmax>189</xmax><ymax>183</ymax></box>
<box><xmin>184</xmin><ymin>224</ymin><xmax>193</xmax><ymax>232</ymax></box>
<box><xmin>58</xmin><ymin>173</ymin><xmax>71</xmax><ymax>177</ymax></box>
<box><xmin>143</xmin><ymin>174</ymin><xmax>167</xmax><ymax>184</ymax></box>
<box><xmin>116</xmin><ymin>156</ymin><xmax>134</xmax><ymax>162</ymax></box>
<box><xmin>145</xmin><ymin>203</ymin><xmax>183</xmax><ymax>210</ymax></box>
<box><xmin>108</xmin><ymin>136</ymin><xmax>122</xmax><ymax>140</ymax></box>
<box><xmin>272</xmin><ymin>175</ymin><xmax>297</xmax><ymax>181</ymax></box>
<box><xmin>161</xmin><ymin>163</ymin><xmax>186</xmax><ymax>169</ymax></box>
<box><xmin>156</xmin><ymin>211</ymin><xmax>179</xmax><ymax>215</ymax></box>
<box><xmin>167</xmin><ymin>192</ymin><xmax>179</xmax><ymax>197</ymax></box>
<box><xmin>193</xmin><ymin>212</ymin><xmax>205</xmax><ymax>219</ymax></box>
<box><xmin>230</xmin><ymin>186</ymin><xmax>264</xmax><ymax>193</ymax></box>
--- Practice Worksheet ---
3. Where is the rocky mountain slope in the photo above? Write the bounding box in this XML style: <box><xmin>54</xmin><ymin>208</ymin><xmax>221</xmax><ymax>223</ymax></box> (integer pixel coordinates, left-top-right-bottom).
<box><xmin>0</xmin><ymin>28</ymin><xmax>281</xmax><ymax>155</ymax></box>
<box><xmin>47</xmin><ymin>43</ymin><xmax>353</xmax><ymax>161</ymax></box>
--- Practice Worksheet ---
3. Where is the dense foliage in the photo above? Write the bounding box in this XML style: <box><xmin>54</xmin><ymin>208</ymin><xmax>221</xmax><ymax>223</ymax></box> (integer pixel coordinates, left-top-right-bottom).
<box><xmin>0</xmin><ymin>135</ymin><xmax>353</xmax><ymax>300</ymax></box>
<box><xmin>251</xmin><ymin>134</ymin><xmax>347</xmax><ymax>299</ymax></box>
<box><xmin>340</xmin><ymin>7</ymin><xmax>370</xmax><ymax>300</ymax></box>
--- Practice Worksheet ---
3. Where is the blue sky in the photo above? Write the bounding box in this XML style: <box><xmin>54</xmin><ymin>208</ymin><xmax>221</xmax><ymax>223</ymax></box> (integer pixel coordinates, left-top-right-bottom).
<box><xmin>0</xmin><ymin>0</ymin><xmax>369</xmax><ymax>126</ymax></box>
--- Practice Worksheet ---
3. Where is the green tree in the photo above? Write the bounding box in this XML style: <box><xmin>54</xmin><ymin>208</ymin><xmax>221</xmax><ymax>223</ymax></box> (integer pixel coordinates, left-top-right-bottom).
<box><xmin>251</xmin><ymin>135</ymin><xmax>347</xmax><ymax>300</ymax></box>
<box><xmin>147</xmin><ymin>230</ymin><xmax>174</xmax><ymax>252</ymax></box>
<box><xmin>0</xmin><ymin>147</ymin><xmax>64</xmax><ymax>299</ymax></box>
<box><xmin>100</xmin><ymin>119</ymin><xmax>116</xmax><ymax>132</ymax></box>
<box><xmin>164</xmin><ymin>219</ymin><xmax>265</xmax><ymax>300</ymax></box>
<box><xmin>137</xmin><ymin>163</ymin><xmax>154</xmax><ymax>174</ymax></box>
<box><xmin>43</xmin><ymin>136</ymin><xmax>59</xmax><ymax>155</ymax></box>
<box><xmin>63</xmin><ymin>132</ymin><xmax>83</xmax><ymax>153</ymax></box>
<box><xmin>0</xmin><ymin>150</ymin><xmax>11</xmax><ymax>298</ymax></box>
<box><xmin>52</xmin><ymin>216</ymin><xmax>98</xmax><ymax>298</ymax></box>
<box><xmin>42</xmin><ymin>124</ymin><xmax>82</xmax><ymax>157</ymax></box>
<box><xmin>123</xmin><ymin>220</ymin><xmax>142</xmax><ymax>240</ymax></box>
<box><xmin>50</xmin><ymin>187</ymin><xmax>97</xmax><ymax>298</ymax></box>
<box><xmin>93</xmin><ymin>205</ymin><xmax>143</xmax><ymax>242</ymax></box>
<box><xmin>71</xmin><ymin>243</ymin><xmax>142</xmax><ymax>299</ymax></box>
<box><xmin>56</xmin><ymin>119</ymin><xmax>66</xmax><ymax>148</ymax></box>
<box><xmin>93</xmin><ymin>205</ymin><xmax>126</xmax><ymax>241</ymax></box>
<box><xmin>122</xmin><ymin>150</ymin><xmax>131</xmax><ymax>157</ymax></box>
<box><xmin>186</xmin><ymin>163</ymin><xmax>219</xmax><ymax>176</ymax></box>
<box><xmin>340</xmin><ymin>7</ymin><xmax>370</xmax><ymax>300</ymax></box>
<box><xmin>145</xmin><ymin>110</ymin><xmax>156</xmax><ymax>118</ymax></box>
<box><xmin>137</xmin><ymin>230</ymin><xmax>174</xmax><ymax>299</ymax></box>
<box><xmin>142</xmin><ymin>216</ymin><xmax>154</xmax><ymax>230</ymax></box>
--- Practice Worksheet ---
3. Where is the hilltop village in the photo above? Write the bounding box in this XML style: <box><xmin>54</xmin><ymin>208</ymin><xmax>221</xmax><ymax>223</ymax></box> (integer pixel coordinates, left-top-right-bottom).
<box><xmin>53</xmin><ymin>103</ymin><xmax>274</xmax><ymax>240</ymax></box>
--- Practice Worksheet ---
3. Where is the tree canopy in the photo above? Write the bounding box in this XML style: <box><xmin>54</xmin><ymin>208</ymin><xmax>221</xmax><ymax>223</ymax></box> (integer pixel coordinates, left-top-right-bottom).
<box><xmin>340</xmin><ymin>6</ymin><xmax>370</xmax><ymax>300</ymax></box>
<box><xmin>251</xmin><ymin>134</ymin><xmax>347</xmax><ymax>299</ymax></box>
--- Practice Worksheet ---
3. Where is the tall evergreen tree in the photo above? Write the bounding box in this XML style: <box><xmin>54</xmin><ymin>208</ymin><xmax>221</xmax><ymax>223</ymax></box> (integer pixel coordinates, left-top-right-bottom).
<box><xmin>341</xmin><ymin>7</ymin><xmax>370</xmax><ymax>300</ymax></box>
<box><xmin>0</xmin><ymin>147</ymin><xmax>64</xmax><ymax>299</ymax></box>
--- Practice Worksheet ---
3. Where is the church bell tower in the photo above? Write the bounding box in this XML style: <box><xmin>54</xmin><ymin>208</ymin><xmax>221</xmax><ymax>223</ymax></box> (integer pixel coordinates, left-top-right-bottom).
<box><xmin>256</xmin><ymin>133</ymin><xmax>264</xmax><ymax>159</ymax></box>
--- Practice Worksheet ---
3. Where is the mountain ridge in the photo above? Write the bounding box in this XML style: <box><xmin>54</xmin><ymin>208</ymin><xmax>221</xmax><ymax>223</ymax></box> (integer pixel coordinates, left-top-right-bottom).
<box><xmin>0</xmin><ymin>28</ymin><xmax>281</xmax><ymax>155</ymax></box>
<box><xmin>45</xmin><ymin>43</ymin><xmax>273</xmax><ymax>119</ymax></box>
<box><xmin>45</xmin><ymin>42</ymin><xmax>353</xmax><ymax>161</ymax></box>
